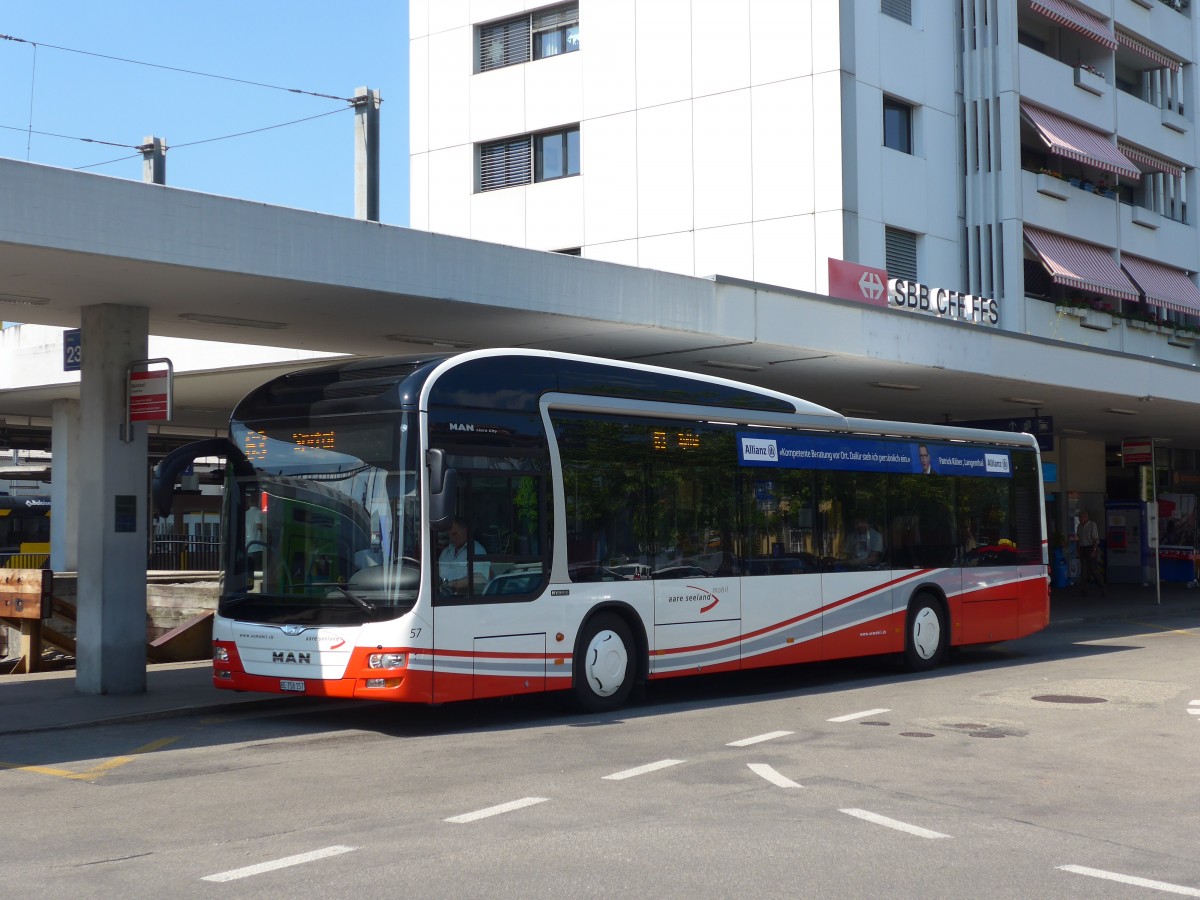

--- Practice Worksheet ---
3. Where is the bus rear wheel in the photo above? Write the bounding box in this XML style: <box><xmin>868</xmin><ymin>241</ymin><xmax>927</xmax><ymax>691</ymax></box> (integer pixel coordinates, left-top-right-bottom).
<box><xmin>904</xmin><ymin>594</ymin><xmax>947</xmax><ymax>671</ymax></box>
<box><xmin>574</xmin><ymin>612</ymin><xmax>635</xmax><ymax>713</ymax></box>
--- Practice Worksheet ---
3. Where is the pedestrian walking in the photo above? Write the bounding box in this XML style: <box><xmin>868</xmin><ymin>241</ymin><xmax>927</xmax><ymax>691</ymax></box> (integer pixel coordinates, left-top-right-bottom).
<box><xmin>1076</xmin><ymin>509</ymin><xmax>1105</xmax><ymax>596</ymax></box>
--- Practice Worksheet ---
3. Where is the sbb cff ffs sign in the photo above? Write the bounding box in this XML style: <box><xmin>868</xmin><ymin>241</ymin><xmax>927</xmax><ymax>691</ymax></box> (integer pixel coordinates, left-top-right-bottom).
<box><xmin>827</xmin><ymin>259</ymin><xmax>1000</xmax><ymax>326</ymax></box>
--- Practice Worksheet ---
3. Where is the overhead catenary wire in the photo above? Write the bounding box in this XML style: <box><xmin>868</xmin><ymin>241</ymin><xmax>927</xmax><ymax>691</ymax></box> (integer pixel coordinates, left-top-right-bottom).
<box><xmin>0</xmin><ymin>32</ymin><xmax>356</xmax><ymax>103</ymax></box>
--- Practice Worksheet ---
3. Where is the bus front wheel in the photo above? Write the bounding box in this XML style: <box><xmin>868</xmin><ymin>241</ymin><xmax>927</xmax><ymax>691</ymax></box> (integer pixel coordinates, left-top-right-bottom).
<box><xmin>574</xmin><ymin>613</ymin><xmax>635</xmax><ymax>713</ymax></box>
<box><xmin>904</xmin><ymin>594</ymin><xmax>947</xmax><ymax>671</ymax></box>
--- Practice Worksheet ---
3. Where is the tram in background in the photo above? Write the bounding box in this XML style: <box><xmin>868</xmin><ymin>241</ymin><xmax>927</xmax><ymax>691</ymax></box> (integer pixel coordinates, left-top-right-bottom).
<box><xmin>0</xmin><ymin>495</ymin><xmax>50</xmax><ymax>568</ymax></box>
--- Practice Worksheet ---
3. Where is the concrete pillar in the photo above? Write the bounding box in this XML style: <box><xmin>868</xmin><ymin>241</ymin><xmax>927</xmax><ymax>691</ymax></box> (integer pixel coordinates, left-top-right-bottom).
<box><xmin>50</xmin><ymin>398</ymin><xmax>81</xmax><ymax>571</ymax></box>
<box><xmin>76</xmin><ymin>304</ymin><xmax>149</xmax><ymax>695</ymax></box>
<box><xmin>141</xmin><ymin>136</ymin><xmax>166</xmax><ymax>185</ymax></box>
<box><xmin>354</xmin><ymin>87</ymin><xmax>381</xmax><ymax>222</ymax></box>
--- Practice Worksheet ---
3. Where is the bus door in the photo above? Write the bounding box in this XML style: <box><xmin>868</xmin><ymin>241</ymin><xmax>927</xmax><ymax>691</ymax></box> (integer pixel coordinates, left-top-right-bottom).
<box><xmin>956</xmin><ymin>476</ymin><xmax>1022</xmax><ymax>644</ymax></box>
<box><xmin>740</xmin><ymin>472</ymin><xmax>823</xmax><ymax>668</ymax></box>
<box><xmin>817</xmin><ymin>472</ymin><xmax>897</xmax><ymax>660</ymax></box>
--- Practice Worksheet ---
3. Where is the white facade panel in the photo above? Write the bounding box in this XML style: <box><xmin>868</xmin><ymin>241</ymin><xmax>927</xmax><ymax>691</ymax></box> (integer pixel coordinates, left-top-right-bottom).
<box><xmin>582</xmin><ymin>0</ymin><xmax>637</xmax><ymax>119</ymax></box>
<box><xmin>881</xmin><ymin>149</ymin><xmax>929</xmax><ymax>235</ymax></box>
<box><xmin>748</xmin><ymin>0</ymin><xmax>812</xmax><ymax>85</ymax></box>
<box><xmin>753</xmin><ymin>216</ymin><xmax>816</xmax><ymax>292</ymax></box>
<box><xmin>634</xmin><ymin>0</ymin><xmax>692</xmax><ymax>109</ymax></box>
<box><xmin>429</xmin><ymin>0</ymin><xmax>470</xmax><ymax>34</ymax></box>
<box><xmin>923</xmin><ymin>109</ymin><xmax>961</xmax><ymax>243</ymax></box>
<box><xmin>636</xmin><ymin>102</ymin><xmax>694</xmax><ymax>237</ymax></box>
<box><xmin>811</xmin><ymin>71</ymin><xmax>847</xmax><ymax>214</ymax></box>
<box><xmin>428</xmin><ymin>27</ymin><xmax>474</xmax><ymax>151</ymax></box>
<box><xmin>410</xmin><ymin>153</ymin><xmax>430</xmax><ymax>231</ymax></box>
<box><xmin>752</xmin><ymin>79</ymin><xmax>816</xmax><ymax>221</ymax></box>
<box><xmin>471</xmin><ymin>184</ymin><xmax>527</xmax><ymax>247</ymax></box>
<box><xmin>410</xmin><ymin>35</ymin><xmax>430</xmax><ymax>155</ymax></box>
<box><xmin>810</xmin><ymin>1</ymin><xmax>845</xmax><ymax>76</ymax></box>
<box><xmin>471</xmin><ymin>0</ymin><xmax>526</xmax><ymax>25</ymax></box>
<box><xmin>411</xmin><ymin>0</ymin><xmax>429</xmax><ymax>37</ymax></box>
<box><xmin>693</xmin><ymin>91</ymin><xmax>752</xmax><ymax>230</ymax></box>
<box><xmin>694</xmin><ymin>223</ymin><xmax>753</xmax><ymax>281</ymax></box>
<box><xmin>692</xmin><ymin>0</ymin><xmax>750</xmax><ymax>98</ymax></box>
<box><xmin>638</xmin><ymin>231</ymin><xmax>695</xmax><ymax>277</ymax></box>
<box><xmin>471</xmin><ymin>65</ymin><xmax>527</xmax><ymax>143</ymax></box>
<box><xmin>427</xmin><ymin>146</ymin><xmax>475</xmax><ymax>237</ymax></box>
<box><xmin>527</xmin><ymin>176</ymin><xmax>585</xmax><ymax>250</ymax></box>
<box><xmin>525</xmin><ymin>52</ymin><xmax>585</xmax><ymax>134</ymax></box>
<box><xmin>584</xmin><ymin>238</ymin><xmax>639</xmax><ymax>267</ymax></box>
<box><xmin>582</xmin><ymin>112</ymin><xmax>638</xmax><ymax>245</ymax></box>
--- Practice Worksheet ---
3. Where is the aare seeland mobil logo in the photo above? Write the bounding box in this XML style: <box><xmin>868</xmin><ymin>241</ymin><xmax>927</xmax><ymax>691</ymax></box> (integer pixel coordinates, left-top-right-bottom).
<box><xmin>665</xmin><ymin>585</ymin><xmax>723</xmax><ymax>613</ymax></box>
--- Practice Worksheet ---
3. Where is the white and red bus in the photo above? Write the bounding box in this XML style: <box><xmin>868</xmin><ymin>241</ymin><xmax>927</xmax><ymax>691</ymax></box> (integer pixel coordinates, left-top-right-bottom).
<box><xmin>155</xmin><ymin>349</ymin><xmax>1049</xmax><ymax>711</ymax></box>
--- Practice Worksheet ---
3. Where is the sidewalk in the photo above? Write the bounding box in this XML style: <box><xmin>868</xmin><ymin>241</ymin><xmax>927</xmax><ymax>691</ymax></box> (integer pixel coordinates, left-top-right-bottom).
<box><xmin>2</xmin><ymin>582</ymin><xmax>1198</xmax><ymax>736</ymax></box>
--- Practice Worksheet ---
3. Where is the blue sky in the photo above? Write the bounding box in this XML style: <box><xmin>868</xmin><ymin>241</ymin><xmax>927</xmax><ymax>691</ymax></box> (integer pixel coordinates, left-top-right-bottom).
<box><xmin>1</xmin><ymin>1</ymin><xmax>410</xmax><ymax>224</ymax></box>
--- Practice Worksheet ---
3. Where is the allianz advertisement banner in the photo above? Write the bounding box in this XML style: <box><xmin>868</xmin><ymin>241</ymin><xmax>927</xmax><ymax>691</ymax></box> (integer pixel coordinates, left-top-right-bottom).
<box><xmin>738</xmin><ymin>433</ymin><xmax>1012</xmax><ymax>478</ymax></box>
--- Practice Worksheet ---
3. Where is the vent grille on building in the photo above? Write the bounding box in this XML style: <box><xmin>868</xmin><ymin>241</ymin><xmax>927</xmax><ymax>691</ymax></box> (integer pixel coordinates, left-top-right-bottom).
<box><xmin>885</xmin><ymin>228</ymin><xmax>918</xmax><ymax>281</ymax></box>
<box><xmin>881</xmin><ymin>0</ymin><xmax>912</xmax><ymax>25</ymax></box>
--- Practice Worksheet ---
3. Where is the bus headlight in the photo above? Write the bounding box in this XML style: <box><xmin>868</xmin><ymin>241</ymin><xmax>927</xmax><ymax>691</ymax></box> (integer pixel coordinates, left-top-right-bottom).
<box><xmin>368</xmin><ymin>652</ymin><xmax>407</xmax><ymax>669</ymax></box>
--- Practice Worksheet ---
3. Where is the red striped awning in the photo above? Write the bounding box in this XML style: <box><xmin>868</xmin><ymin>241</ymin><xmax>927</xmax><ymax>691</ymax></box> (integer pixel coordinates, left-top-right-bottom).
<box><xmin>1030</xmin><ymin>0</ymin><xmax>1117</xmax><ymax>50</ymax></box>
<box><xmin>1117</xmin><ymin>141</ymin><xmax>1183</xmax><ymax>178</ymax></box>
<box><xmin>1021</xmin><ymin>103</ymin><xmax>1141</xmax><ymax>180</ymax></box>
<box><xmin>1120</xmin><ymin>255</ymin><xmax>1200</xmax><ymax>315</ymax></box>
<box><xmin>1024</xmin><ymin>227</ymin><xmax>1139</xmax><ymax>302</ymax></box>
<box><xmin>1116</xmin><ymin>29</ymin><xmax>1181</xmax><ymax>72</ymax></box>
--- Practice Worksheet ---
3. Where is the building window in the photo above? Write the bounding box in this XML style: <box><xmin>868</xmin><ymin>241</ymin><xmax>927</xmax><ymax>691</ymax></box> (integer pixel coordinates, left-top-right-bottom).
<box><xmin>479</xmin><ymin>126</ymin><xmax>580</xmax><ymax>192</ymax></box>
<box><xmin>533</xmin><ymin>6</ymin><xmax>580</xmax><ymax>60</ymax></box>
<box><xmin>881</xmin><ymin>0</ymin><xmax>912</xmax><ymax>25</ymax></box>
<box><xmin>885</xmin><ymin>227</ymin><xmax>919</xmax><ymax>281</ymax></box>
<box><xmin>883</xmin><ymin>97</ymin><xmax>913</xmax><ymax>154</ymax></box>
<box><xmin>479</xmin><ymin>4</ymin><xmax>578</xmax><ymax>72</ymax></box>
<box><xmin>536</xmin><ymin>128</ymin><xmax>580</xmax><ymax>181</ymax></box>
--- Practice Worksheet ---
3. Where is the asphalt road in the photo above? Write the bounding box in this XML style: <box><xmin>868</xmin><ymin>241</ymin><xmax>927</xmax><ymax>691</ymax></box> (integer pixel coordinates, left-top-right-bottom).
<box><xmin>2</xmin><ymin>613</ymin><xmax>1198</xmax><ymax>898</ymax></box>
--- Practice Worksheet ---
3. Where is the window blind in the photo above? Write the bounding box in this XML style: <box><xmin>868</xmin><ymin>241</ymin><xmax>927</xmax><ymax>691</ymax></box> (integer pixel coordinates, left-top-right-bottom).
<box><xmin>480</xmin><ymin>17</ymin><xmax>530</xmax><ymax>71</ymax></box>
<box><xmin>480</xmin><ymin>137</ymin><xmax>533</xmax><ymax>191</ymax></box>
<box><xmin>881</xmin><ymin>0</ymin><xmax>912</xmax><ymax>25</ymax></box>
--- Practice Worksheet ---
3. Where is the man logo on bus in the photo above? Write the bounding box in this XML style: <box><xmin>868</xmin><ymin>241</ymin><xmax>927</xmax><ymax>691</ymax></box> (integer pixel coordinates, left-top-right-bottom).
<box><xmin>742</xmin><ymin>438</ymin><xmax>777</xmax><ymax>461</ymax></box>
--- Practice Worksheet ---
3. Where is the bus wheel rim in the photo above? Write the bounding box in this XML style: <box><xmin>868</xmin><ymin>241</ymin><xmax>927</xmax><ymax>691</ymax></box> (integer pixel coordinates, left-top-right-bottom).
<box><xmin>585</xmin><ymin>629</ymin><xmax>629</xmax><ymax>697</ymax></box>
<box><xmin>912</xmin><ymin>606</ymin><xmax>941</xmax><ymax>659</ymax></box>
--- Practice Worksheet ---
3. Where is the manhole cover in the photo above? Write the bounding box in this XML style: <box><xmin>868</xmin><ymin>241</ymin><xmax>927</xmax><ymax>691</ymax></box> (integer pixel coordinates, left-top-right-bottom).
<box><xmin>1032</xmin><ymin>694</ymin><xmax>1108</xmax><ymax>704</ymax></box>
<box><xmin>900</xmin><ymin>732</ymin><xmax>934</xmax><ymax>738</ymax></box>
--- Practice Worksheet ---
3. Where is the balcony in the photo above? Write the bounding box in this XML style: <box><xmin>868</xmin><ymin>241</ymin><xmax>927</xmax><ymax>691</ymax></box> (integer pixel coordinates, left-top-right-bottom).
<box><xmin>1028</xmin><ymin>299</ymin><xmax>1199</xmax><ymax>361</ymax></box>
<box><xmin>1021</xmin><ymin>169</ymin><xmax>1119</xmax><ymax>248</ymax></box>
<box><xmin>1017</xmin><ymin>46</ymin><xmax>1114</xmax><ymax>132</ymax></box>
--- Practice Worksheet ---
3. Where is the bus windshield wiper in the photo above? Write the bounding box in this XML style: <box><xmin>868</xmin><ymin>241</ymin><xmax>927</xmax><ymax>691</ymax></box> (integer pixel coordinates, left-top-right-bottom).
<box><xmin>331</xmin><ymin>584</ymin><xmax>377</xmax><ymax>613</ymax></box>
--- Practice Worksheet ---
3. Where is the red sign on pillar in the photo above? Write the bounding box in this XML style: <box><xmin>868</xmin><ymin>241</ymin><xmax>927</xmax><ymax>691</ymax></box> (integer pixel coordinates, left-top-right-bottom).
<box><xmin>828</xmin><ymin>258</ymin><xmax>890</xmax><ymax>307</ymax></box>
<box><xmin>129</xmin><ymin>369</ymin><xmax>170</xmax><ymax>421</ymax></box>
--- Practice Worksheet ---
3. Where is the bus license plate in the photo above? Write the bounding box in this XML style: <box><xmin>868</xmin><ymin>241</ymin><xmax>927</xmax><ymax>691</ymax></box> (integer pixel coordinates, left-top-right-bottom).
<box><xmin>280</xmin><ymin>680</ymin><xmax>306</xmax><ymax>692</ymax></box>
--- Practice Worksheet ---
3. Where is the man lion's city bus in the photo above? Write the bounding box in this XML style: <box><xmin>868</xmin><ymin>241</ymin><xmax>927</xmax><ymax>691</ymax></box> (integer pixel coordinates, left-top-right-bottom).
<box><xmin>155</xmin><ymin>350</ymin><xmax>1049</xmax><ymax>712</ymax></box>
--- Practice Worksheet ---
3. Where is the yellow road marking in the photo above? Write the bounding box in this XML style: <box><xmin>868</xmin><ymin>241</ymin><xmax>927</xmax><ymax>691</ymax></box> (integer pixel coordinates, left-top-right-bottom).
<box><xmin>0</xmin><ymin>735</ymin><xmax>180</xmax><ymax>781</ymax></box>
<box><xmin>1128</xmin><ymin>621</ymin><xmax>1196</xmax><ymax>636</ymax></box>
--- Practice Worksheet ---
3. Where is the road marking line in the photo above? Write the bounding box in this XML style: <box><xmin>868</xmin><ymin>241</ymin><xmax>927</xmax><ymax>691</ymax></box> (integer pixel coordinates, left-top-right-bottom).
<box><xmin>445</xmin><ymin>797</ymin><xmax>548</xmax><ymax>824</ymax></box>
<box><xmin>603</xmin><ymin>759</ymin><xmax>684</xmax><ymax>781</ymax></box>
<box><xmin>0</xmin><ymin>735</ymin><xmax>181</xmax><ymax>781</ymax></box>
<box><xmin>827</xmin><ymin>708</ymin><xmax>890</xmax><ymax>722</ymax></box>
<box><xmin>202</xmin><ymin>845</ymin><xmax>356</xmax><ymax>882</ymax></box>
<box><xmin>840</xmin><ymin>808</ymin><xmax>950</xmax><ymax>839</ymax></box>
<box><xmin>727</xmin><ymin>730</ymin><xmax>793</xmax><ymax>747</ymax></box>
<box><xmin>1057</xmin><ymin>865</ymin><xmax>1200</xmax><ymax>896</ymax></box>
<box><xmin>748</xmin><ymin>763</ymin><xmax>802</xmax><ymax>788</ymax></box>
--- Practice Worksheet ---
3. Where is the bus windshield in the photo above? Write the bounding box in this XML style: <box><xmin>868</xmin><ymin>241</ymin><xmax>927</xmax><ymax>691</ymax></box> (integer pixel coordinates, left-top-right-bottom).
<box><xmin>221</xmin><ymin>414</ymin><xmax>421</xmax><ymax>624</ymax></box>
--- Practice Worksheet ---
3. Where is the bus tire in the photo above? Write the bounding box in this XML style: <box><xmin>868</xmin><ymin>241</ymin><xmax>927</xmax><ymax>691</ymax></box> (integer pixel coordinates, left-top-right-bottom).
<box><xmin>574</xmin><ymin>612</ymin><xmax>635</xmax><ymax>713</ymax></box>
<box><xmin>904</xmin><ymin>594</ymin><xmax>946</xmax><ymax>672</ymax></box>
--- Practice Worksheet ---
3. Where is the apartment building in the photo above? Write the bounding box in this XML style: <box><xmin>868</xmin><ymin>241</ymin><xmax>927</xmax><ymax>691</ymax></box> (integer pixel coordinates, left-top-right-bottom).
<box><xmin>409</xmin><ymin>0</ymin><xmax>1200</xmax><ymax>562</ymax></box>
<box><xmin>410</xmin><ymin>0</ymin><xmax>1200</xmax><ymax>331</ymax></box>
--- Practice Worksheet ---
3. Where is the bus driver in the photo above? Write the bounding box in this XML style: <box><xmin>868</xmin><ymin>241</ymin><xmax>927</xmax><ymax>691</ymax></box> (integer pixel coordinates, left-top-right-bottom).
<box><xmin>439</xmin><ymin>517</ymin><xmax>490</xmax><ymax>594</ymax></box>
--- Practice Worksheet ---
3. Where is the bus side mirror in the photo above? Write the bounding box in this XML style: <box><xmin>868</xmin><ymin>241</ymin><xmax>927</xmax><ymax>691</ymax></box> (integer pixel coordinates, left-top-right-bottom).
<box><xmin>152</xmin><ymin>437</ymin><xmax>238</xmax><ymax>519</ymax></box>
<box><xmin>427</xmin><ymin>449</ymin><xmax>458</xmax><ymax>531</ymax></box>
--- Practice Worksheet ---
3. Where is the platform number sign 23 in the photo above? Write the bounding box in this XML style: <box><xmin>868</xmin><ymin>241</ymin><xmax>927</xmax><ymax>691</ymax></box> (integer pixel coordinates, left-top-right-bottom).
<box><xmin>63</xmin><ymin>328</ymin><xmax>82</xmax><ymax>372</ymax></box>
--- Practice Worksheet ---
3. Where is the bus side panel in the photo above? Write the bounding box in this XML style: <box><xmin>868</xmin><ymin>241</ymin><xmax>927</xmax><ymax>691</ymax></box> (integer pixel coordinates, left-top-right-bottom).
<box><xmin>820</xmin><ymin>572</ymin><xmax>899</xmax><ymax>661</ymax></box>
<box><xmin>471</xmin><ymin>633</ymin><xmax>547</xmax><ymax>699</ymax></box>
<box><xmin>738</xmin><ymin>574</ymin><xmax>823</xmax><ymax>670</ymax></box>
<box><xmin>954</xmin><ymin>566</ymin><xmax>1023</xmax><ymax>645</ymax></box>
<box><xmin>649</xmin><ymin>621</ymin><xmax>741</xmax><ymax>677</ymax></box>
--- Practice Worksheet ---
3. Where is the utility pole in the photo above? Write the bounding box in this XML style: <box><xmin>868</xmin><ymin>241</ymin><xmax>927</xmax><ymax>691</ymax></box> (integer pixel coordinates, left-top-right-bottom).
<box><xmin>140</xmin><ymin>136</ymin><xmax>166</xmax><ymax>185</ymax></box>
<box><xmin>353</xmin><ymin>87</ymin><xmax>381</xmax><ymax>221</ymax></box>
